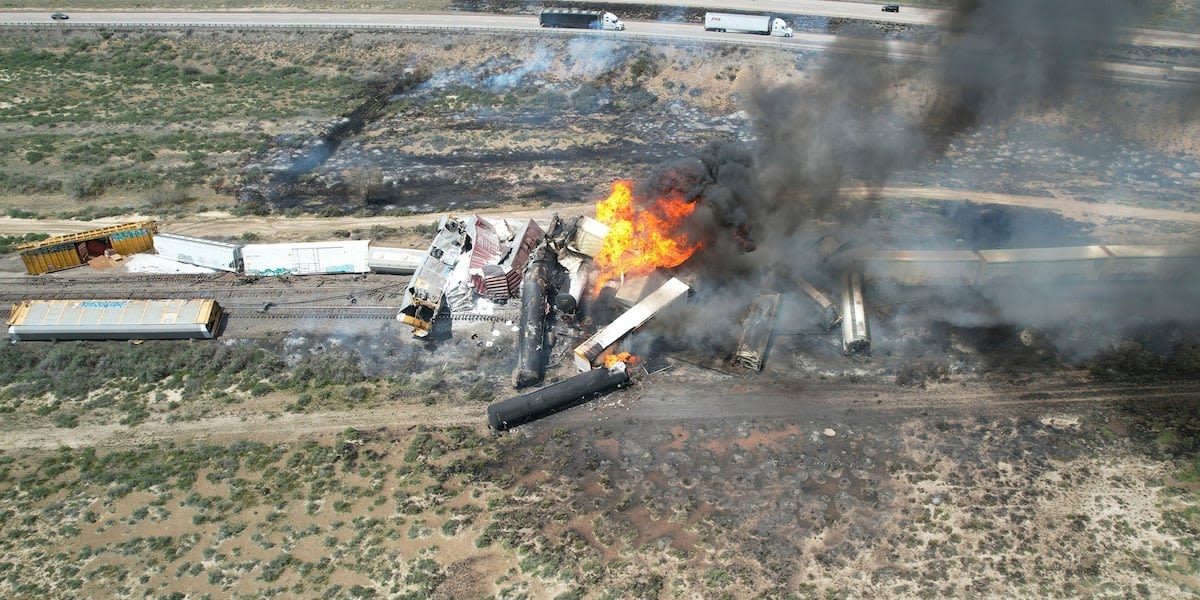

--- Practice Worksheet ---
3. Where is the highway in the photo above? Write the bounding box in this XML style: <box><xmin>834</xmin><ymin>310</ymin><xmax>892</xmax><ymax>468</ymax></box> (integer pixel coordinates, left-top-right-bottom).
<box><xmin>1</xmin><ymin>10</ymin><xmax>1193</xmax><ymax>86</ymax></box>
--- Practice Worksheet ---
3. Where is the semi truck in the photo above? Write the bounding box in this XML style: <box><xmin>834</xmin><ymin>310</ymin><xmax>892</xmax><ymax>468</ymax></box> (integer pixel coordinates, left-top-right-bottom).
<box><xmin>539</xmin><ymin>9</ymin><xmax>625</xmax><ymax>31</ymax></box>
<box><xmin>703</xmin><ymin>12</ymin><xmax>793</xmax><ymax>37</ymax></box>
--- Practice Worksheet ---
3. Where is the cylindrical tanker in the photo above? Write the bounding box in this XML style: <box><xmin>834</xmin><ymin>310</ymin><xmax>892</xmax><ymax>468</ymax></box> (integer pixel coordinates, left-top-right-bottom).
<box><xmin>489</xmin><ymin>363</ymin><xmax>630</xmax><ymax>431</ymax></box>
<box><xmin>512</xmin><ymin>244</ymin><xmax>558</xmax><ymax>389</ymax></box>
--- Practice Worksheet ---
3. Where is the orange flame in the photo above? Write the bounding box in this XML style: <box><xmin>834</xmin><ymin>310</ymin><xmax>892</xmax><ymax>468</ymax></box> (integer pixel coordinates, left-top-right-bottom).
<box><xmin>603</xmin><ymin>351</ymin><xmax>639</xmax><ymax>368</ymax></box>
<box><xmin>593</xmin><ymin>180</ymin><xmax>701</xmax><ymax>290</ymax></box>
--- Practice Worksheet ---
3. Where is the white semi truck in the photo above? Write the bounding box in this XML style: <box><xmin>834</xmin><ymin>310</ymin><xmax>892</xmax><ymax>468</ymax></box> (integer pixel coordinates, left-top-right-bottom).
<box><xmin>539</xmin><ymin>9</ymin><xmax>625</xmax><ymax>31</ymax></box>
<box><xmin>703</xmin><ymin>12</ymin><xmax>793</xmax><ymax>37</ymax></box>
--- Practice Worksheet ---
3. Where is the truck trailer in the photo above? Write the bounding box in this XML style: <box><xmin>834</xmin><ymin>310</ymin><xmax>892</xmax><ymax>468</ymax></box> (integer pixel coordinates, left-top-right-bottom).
<box><xmin>703</xmin><ymin>12</ymin><xmax>793</xmax><ymax>37</ymax></box>
<box><xmin>539</xmin><ymin>9</ymin><xmax>625</xmax><ymax>31</ymax></box>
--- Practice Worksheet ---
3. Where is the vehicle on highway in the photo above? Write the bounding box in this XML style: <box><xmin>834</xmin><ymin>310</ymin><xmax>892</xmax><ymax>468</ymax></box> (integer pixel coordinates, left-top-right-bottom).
<box><xmin>703</xmin><ymin>12</ymin><xmax>793</xmax><ymax>37</ymax></box>
<box><xmin>538</xmin><ymin>9</ymin><xmax>625</xmax><ymax>31</ymax></box>
<box><xmin>882</xmin><ymin>4</ymin><xmax>900</xmax><ymax>12</ymax></box>
<box><xmin>50</xmin><ymin>12</ymin><xmax>69</xmax><ymax>20</ymax></box>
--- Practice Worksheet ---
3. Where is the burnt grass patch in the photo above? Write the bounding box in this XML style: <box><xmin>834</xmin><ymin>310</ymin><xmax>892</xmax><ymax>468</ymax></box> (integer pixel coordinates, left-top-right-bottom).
<box><xmin>0</xmin><ymin>404</ymin><xmax>1197</xmax><ymax>598</ymax></box>
<box><xmin>474</xmin><ymin>404</ymin><xmax>1200</xmax><ymax>597</ymax></box>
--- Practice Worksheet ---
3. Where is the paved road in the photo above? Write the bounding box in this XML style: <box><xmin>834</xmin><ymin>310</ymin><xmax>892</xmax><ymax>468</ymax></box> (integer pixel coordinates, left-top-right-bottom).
<box><xmin>4</xmin><ymin>5</ymin><xmax>1198</xmax><ymax>47</ymax></box>
<box><xmin>0</xmin><ymin>11</ymin><xmax>1190</xmax><ymax>85</ymax></box>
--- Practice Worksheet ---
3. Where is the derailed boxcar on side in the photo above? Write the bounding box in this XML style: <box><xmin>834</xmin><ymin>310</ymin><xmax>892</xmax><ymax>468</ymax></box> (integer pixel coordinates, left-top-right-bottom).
<box><xmin>857</xmin><ymin>250</ymin><xmax>984</xmax><ymax>287</ymax></box>
<box><xmin>154</xmin><ymin>232</ymin><xmax>243</xmax><ymax>272</ymax></box>
<box><xmin>241</xmin><ymin>241</ymin><xmax>370</xmax><ymax>276</ymax></box>
<box><xmin>976</xmin><ymin>246</ymin><xmax>1111</xmax><ymax>286</ymax></box>
<box><xmin>7</xmin><ymin>299</ymin><xmax>223</xmax><ymax>341</ymax></box>
<box><xmin>18</xmin><ymin>221</ymin><xmax>157</xmax><ymax>275</ymax></box>
<box><xmin>367</xmin><ymin>244</ymin><xmax>424</xmax><ymax>275</ymax></box>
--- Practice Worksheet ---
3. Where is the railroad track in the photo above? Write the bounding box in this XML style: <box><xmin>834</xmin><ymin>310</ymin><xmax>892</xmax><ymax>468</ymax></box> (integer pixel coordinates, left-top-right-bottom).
<box><xmin>225</xmin><ymin>306</ymin><xmax>399</xmax><ymax>320</ymax></box>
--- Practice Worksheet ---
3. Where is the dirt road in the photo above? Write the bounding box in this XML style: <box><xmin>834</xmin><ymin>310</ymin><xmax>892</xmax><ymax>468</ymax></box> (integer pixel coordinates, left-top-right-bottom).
<box><xmin>2</xmin><ymin>186</ymin><xmax>1197</xmax><ymax>242</ymax></box>
<box><xmin>6</xmin><ymin>377</ymin><xmax>1196</xmax><ymax>451</ymax></box>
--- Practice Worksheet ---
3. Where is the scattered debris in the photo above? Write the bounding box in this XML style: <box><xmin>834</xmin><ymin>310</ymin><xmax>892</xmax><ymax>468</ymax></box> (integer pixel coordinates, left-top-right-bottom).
<box><xmin>574</xmin><ymin>277</ymin><xmax>691</xmax><ymax>372</ymax></box>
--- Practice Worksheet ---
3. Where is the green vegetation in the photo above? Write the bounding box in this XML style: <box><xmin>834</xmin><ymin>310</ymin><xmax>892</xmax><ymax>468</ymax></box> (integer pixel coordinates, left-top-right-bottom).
<box><xmin>0</xmin><ymin>232</ymin><xmax>50</xmax><ymax>255</ymax></box>
<box><xmin>0</xmin><ymin>30</ymin><xmax>361</xmax><ymax>204</ymax></box>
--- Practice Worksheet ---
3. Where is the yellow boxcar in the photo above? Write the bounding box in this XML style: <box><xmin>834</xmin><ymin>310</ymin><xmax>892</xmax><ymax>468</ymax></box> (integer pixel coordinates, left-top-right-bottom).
<box><xmin>17</xmin><ymin>221</ymin><xmax>157</xmax><ymax>275</ymax></box>
<box><xmin>20</xmin><ymin>242</ymin><xmax>87</xmax><ymax>275</ymax></box>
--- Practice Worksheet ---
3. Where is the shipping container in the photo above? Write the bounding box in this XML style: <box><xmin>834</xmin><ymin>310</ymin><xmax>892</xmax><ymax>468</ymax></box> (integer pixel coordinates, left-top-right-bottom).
<box><xmin>241</xmin><ymin>241</ymin><xmax>370</xmax><ymax>276</ymax></box>
<box><xmin>154</xmin><ymin>232</ymin><xmax>243</xmax><ymax>272</ymax></box>
<box><xmin>7</xmin><ymin>299</ymin><xmax>222</xmax><ymax>341</ymax></box>
<box><xmin>18</xmin><ymin>221</ymin><xmax>157</xmax><ymax>275</ymax></box>
<box><xmin>367</xmin><ymin>244</ymin><xmax>424</xmax><ymax>275</ymax></box>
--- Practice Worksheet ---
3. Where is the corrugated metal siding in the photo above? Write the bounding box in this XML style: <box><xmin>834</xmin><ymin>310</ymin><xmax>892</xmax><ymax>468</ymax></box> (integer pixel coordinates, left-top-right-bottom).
<box><xmin>108</xmin><ymin>225</ymin><xmax>155</xmax><ymax>255</ymax></box>
<box><xmin>154</xmin><ymin>233</ymin><xmax>243</xmax><ymax>272</ymax></box>
<box><xmin>20</xmin><ymin>242</ymin><xmax>86</xmax><ymax>275</ymax></box>
<box><xmin>466</xmin><ymin>217</ymin><xmax>503</xmax><ymax>270</ymax></box>
<box><xmin>242</xmin><ymin>241</ymin><xmax>370</xmax><ymax>276</ymax></box>
<box><xmin>18</xmin><ymin>221</ymin><xmax>157</xmax><ymax>275</ymax></box>
<box><xmin>7</xmin><ymin>299</ymin><xmax>221</xmax><ymax>341</ymax></box>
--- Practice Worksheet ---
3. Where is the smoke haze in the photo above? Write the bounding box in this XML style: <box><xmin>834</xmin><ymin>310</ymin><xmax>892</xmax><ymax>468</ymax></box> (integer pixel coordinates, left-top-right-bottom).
<box><xmin>633</xmin><ymin>0</ymin><xmax>1200</xmax><ymax>357</ymax></box>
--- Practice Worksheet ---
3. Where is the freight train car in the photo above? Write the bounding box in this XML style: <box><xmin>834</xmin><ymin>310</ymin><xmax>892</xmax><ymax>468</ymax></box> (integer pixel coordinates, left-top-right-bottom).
<box><xmin>851</xmin><ymin>244</ymin><xmax>1200</xmax><ymax>287</ymax></box>
<box><xmin>7</xmin><ymin>299</ymin><xmax>222</xmax><ymax>341</ymax></box>
<box><xmin>241</xmin><ymin>241</ymin><xmax>370</xmax><ymax>276</ymax></box>
<box><xmin>154</xmin><ymin>232</ymin><xmax>243</xmax><ymax>272</ymax></box>
<box><xmin>366</xmin><ymin>244</ymin><xmax>423</xmax><ymax>275</ymax></box>
<box><xmin>17</xmin><ymin>221</ymin><xmax>157</xmax><ymax>275</ymax></box>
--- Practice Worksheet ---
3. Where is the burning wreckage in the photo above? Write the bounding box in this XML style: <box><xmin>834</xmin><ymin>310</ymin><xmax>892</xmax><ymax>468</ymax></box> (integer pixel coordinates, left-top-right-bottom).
<box><xmin>396</xmin><ymin>205</ymin><xmax>698</xmax><ymax>430</ymax></box>
<box><xmin>396</xmin><ymin>176</ymin><xmax>1200</xmax><ymax>431</ymax></box>
<box><xmin>395</xmin><ymin>177</ymin><xmax>853</xmax><ymax>430</ymax></box>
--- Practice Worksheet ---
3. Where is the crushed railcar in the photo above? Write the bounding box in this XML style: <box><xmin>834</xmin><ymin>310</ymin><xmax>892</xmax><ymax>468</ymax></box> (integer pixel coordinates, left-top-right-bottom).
<box><xmin>399</xmin><ymin>216</ymin><xmax>468</xmax><ymax>336</ymax></box>
<box><xmin>7</xmin><ymin>299</ymin><xmax>223</xmax><ymax>341</ymax></box>
<box><xmin>734</xmin><ymin>293</ymin><xmax>782</xmax><ymax>371</ymax></box>
<box><xmin>18</xmin><ymin>221</ymin><xmax>157</xmax><ymax>275</ymax></box>
<box><xmin>574</xmin><ymin>277</ymin><xmax>691</xmax><ymax>371</ymax></box>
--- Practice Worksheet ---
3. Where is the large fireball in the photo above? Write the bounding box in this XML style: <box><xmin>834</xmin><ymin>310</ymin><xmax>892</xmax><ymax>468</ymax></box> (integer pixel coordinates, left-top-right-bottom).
<box><xmin>593</xmin><ymin>180</ymin><xmax>701</xmax><ymax>290</ymax></box>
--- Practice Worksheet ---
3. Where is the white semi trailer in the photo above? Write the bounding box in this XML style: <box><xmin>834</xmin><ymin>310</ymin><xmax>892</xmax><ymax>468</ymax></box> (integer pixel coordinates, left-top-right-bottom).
<box><xmin>703</xmin><ymin>12</ymin><xmax>793</xmax><ymax>37</ymax></box>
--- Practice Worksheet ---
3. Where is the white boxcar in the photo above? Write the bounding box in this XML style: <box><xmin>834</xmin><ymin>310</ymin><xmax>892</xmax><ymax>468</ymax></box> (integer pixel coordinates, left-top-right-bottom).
<box><xmin>7</xmin><ymin>299</ymin><xmax>223</xmax><ymax>341</ymax></box>
<box><xmin>242</xmin><ymin>241</ymin><xmax>370</xmax><ymax>276</ymax></box>
<box><xmin>154</xmin><ymin>232</ymin><xmax>243</xmax><ymax>272</ymax></box>
<box><xmin>367</xmin><ymin>244</ymin><xmax>424</xmax><ymax>275</ymax></box>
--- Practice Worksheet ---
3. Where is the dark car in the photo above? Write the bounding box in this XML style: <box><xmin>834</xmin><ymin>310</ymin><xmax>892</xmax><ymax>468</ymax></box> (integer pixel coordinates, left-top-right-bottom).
<box><xmin>50</xmin><ymin>12</ymin><xmax>69</xmax><ymax>20</ymax></box>
<box><xmin>882</xmin><ymin>4</ymin><xmax>900</xmax><ymax>12</ymax></box>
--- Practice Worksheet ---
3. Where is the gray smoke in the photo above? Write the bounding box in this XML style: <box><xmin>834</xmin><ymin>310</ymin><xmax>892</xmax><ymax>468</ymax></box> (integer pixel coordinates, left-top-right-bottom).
<box><xmin>634</xmin><ymin>0</ymin><xmax>1200</xmax><ymax>358</ymax></box>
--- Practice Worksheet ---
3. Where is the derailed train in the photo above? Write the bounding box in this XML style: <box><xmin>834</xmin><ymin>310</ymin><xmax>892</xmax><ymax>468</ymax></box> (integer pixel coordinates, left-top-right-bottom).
<box><xmin>848</xmin><ymin>244</ymin><xmax>1200</xmax><ymax>287</ymax></box>
<box><xmin>834</xmin><ymin>243</ymin><xmax>1200</xmax><ymax>356</ymax></box>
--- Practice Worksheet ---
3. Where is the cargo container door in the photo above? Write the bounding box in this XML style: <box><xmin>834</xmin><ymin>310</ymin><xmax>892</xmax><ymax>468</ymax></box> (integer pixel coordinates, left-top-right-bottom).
<box><xmin>295</xmin><ymin>248</ymin><xmax>320</xmax><ymax>275</ymax></box>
